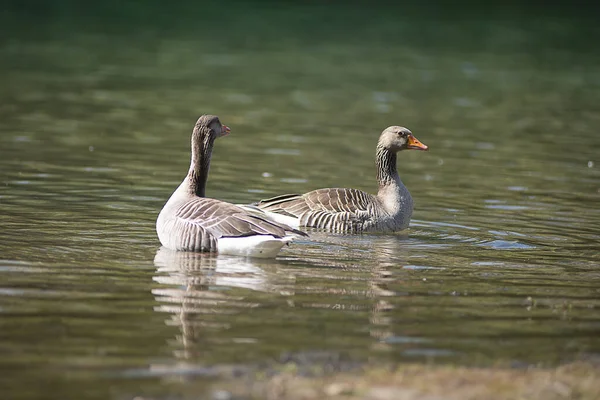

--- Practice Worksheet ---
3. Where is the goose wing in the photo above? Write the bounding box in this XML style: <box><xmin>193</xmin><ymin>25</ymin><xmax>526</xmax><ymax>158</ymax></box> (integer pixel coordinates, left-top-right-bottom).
<box><xmin>176</xmin><ymin>197</ymin><xmax>307</xmax><ymax>240</ymax></box>
<box><xmin>258</xmin><ymin>188</ymin><xmax>378</xmax><ymax>232</ymax></box>
<box><xmin>303</xmin><ymin>188</ymin><xmax>375</xmax><ymax>213</ymax></box>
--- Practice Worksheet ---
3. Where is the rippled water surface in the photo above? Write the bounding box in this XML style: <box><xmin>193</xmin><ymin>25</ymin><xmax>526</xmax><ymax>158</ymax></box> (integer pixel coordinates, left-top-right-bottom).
<box><xmin>1</xmin><ymin>3</ymin><xmax>599</xmax><ymax>399</ymax></box>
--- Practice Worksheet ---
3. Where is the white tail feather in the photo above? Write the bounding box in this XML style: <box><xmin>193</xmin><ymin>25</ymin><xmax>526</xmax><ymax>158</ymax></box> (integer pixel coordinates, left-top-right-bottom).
<box><xmin>217</xmin><ymin>235</ymin><xmax>295</xmax><ymax>258</ymax></box>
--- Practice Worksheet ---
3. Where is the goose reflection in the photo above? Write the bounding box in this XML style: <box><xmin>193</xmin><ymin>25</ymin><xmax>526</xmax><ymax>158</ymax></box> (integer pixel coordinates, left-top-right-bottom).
<box><xmin>151</xmin><ymin>231</ymin><xmax>434</xmax><ymax>365</ymax></box>
<box><xmin>152</xmin><ymin>247</ymin><xmax>296</xmax><ymax>361</ymax></box>
<box><xmin>153</xmin><ymin>246</ymin><xmax>291</xmax><ymax>293</ymax></box>
<box><xmin>282</xmin><ymin>231</ymin><xmax>429</xmax><ymax>354</ymax></box>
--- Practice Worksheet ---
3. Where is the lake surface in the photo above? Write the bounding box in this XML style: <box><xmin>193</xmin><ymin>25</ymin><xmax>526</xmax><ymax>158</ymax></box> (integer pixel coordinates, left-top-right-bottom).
<box><xmin>1</xmin><ymin>3</ymin><xmax>599</xmax><ymax>399</ymax></box>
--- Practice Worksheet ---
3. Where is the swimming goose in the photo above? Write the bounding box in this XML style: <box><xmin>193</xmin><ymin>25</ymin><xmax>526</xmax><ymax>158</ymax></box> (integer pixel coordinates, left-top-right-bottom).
<box><xmin>156</xmin><ymin>115</ymin><xmax>307</xmax><ymax>258</ymax></box>
<box><xmin>255</xmin><ymin>126</ymin><xmax>428</xmax><ymax>233</ymax></box>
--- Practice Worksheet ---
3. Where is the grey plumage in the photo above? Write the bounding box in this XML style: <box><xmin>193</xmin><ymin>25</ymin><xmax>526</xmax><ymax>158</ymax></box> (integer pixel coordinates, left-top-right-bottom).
<box><xmin>157</xmin><ymin>115</ymin><xmax>307</xmax><ymax>253</ymax></box>
<box><xmin>257</xmin><ymin>188</ymin><xmax>382</xmax><ymax>233</ymax></box>
<box><xmin>257</xmin><ymin>126</ymin><xmax>428</xmax><ymax>233</ymax></box>
<box><xmin>162</xmin><ymin>197</ymin><xmax>306</xmax><ymax>252</ymax></box>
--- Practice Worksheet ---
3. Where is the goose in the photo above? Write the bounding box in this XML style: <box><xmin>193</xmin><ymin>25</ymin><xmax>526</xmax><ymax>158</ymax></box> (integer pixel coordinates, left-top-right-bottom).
<box><xmin>156</xmin><ymin>115</ymin><xmax>307</xmax><ymax>258</ymax></box>
<box><xmin>255</xmin><ymin>126</ymin><xmax>428</xmax><ymax>233</ymax></box>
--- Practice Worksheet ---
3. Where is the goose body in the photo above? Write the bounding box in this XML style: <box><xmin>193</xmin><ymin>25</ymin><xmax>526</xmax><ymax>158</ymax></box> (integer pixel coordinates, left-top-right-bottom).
<box><xmin>256</xmin><ymin>126</ymin><xmax>428</xmax><ymax>233</ymax></box>
<box><xmin>156</xmin><ymin>115</ymin><xmax>307</xmax><ymax>258</ymax></box>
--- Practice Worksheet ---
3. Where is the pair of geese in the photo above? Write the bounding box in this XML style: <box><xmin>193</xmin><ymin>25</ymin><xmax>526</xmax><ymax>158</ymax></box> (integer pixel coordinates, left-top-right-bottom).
<box><xmin>156</xmin><ymin>115</ymin><xmax>428</xmax><ymax>258</ymax></box>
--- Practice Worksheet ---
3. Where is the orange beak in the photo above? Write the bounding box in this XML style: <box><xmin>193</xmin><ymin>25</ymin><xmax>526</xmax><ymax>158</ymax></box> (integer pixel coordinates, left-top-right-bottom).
<box><xmin>222</xmin><ymin>125</ymin><xmax>231</xmax><ymax>136</ymax></box>
<box><xmin>407</xmin><ymin>134</ymin><xmax>428</xmax><ymax>151</ymax></box>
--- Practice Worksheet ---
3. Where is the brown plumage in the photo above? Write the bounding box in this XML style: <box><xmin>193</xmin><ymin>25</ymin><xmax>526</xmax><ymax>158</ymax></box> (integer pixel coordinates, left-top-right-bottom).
<box><xmin>256</xmin><ymin>126</ymin><xmax>428</xmax><ymax>233</ymax></box>
<box><xmin>156</xmin><ymin>115</ymin><xmax>307</xmax><ymax>256</ymax></box>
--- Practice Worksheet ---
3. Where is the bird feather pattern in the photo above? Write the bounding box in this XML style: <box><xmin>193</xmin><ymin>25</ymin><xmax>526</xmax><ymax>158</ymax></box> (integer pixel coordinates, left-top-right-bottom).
<box><xmin>258</xmin><ymin>188</ymin><xmax>382</xmax><ymax>233</ymax></box>
<box><xmin>173</xmin><ymin>197</ymin><xmax>306</xmax><ymax>251</ymax></box>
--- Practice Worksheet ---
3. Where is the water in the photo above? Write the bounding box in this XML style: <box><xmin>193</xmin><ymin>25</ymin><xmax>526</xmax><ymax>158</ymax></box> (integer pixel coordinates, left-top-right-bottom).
<box><xmin>1</xmin><ymin>2</ymin><xmax>599</xmax><ymax>399</ymax></box>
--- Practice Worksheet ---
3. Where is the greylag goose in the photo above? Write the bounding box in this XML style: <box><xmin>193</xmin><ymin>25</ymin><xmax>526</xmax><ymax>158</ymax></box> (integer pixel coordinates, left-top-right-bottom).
<box><xmin>156</xmin><ymin>115</ymin><xmax>307</xmax><ymax>258</ymax></box>
<box><xmin>255</xmin><ymin>126</ymin><xmax>428</xmax><ymax>233</ymax></box>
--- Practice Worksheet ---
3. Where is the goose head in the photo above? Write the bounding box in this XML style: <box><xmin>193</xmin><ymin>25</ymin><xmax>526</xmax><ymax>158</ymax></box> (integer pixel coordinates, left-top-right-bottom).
<box><xmin>193</xmin><ymin>114</ymin><xmax>231</xmax><ymax>139</ymax></box>
<box><xmin>379</xmin><ymin>126</ymin><xmax>428</xmax><ymax>152</ymax></box>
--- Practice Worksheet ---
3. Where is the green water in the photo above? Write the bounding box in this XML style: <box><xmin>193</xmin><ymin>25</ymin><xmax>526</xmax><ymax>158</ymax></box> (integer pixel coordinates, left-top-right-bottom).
<box><xmin>1</xmin><ymin>2</ymin><xmax>599</xmax><ymax>399</ymax></box>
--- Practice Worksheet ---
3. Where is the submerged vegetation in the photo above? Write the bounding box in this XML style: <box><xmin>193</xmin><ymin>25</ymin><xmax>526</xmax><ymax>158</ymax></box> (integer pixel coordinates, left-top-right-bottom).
<box><xmin>210</xmin><ymin>361</ymin><xmax>600</xmax><ymax>400</ymax></box>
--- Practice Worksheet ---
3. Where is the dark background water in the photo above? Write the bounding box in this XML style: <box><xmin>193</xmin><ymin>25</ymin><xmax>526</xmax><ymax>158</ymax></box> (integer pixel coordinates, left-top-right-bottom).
<box><xmin>1</xmin><ymin>2</ymin><xmax>599</xmax><ymax>399</ymax></box>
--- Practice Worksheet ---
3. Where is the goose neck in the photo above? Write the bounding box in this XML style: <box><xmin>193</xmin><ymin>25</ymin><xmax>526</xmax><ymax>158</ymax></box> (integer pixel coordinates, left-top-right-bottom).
<box><xmin>376</xmin><ymin>144</ymin><xmax>399</xmax><ymax>188</ymax></box>
<box><xmin>186</xmin><ymin>129</ymin><xmax>215</xmax><ymax>197</ymax></box>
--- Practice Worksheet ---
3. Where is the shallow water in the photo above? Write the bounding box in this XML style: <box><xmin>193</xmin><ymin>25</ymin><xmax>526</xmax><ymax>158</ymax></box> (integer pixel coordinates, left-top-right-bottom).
<box><xmin>1</xmin><ymin>3</ymin><xmax>600</xmax><ymax>399</ymax></box>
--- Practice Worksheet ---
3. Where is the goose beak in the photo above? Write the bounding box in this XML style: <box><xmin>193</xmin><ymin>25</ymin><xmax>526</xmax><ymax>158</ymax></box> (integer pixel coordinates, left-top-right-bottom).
<box><xmin>222</xmin><ymin>125</ymin><xmax>231</xmax><ymax>136</ymax></box>
<box><xmin>407</xmin><ymin>134</ymin><xmax>428</xmax><ymax>151</ymax></box>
